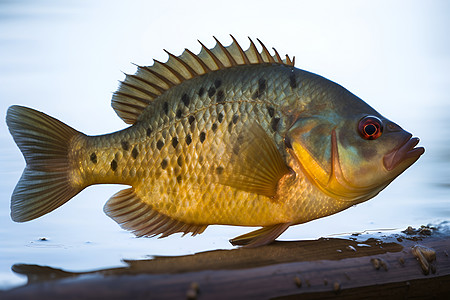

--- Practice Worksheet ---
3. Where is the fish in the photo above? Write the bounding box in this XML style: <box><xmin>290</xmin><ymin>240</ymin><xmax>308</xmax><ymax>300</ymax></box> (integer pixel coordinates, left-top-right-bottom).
<box><xmin>6</xmin><ymin>36</ymin><xmax>425</xmax><ymax>247</ymax></box>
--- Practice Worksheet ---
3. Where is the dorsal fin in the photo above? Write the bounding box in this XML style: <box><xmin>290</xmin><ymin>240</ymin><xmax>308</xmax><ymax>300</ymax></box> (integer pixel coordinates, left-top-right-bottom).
<box><xmin>112</xmin><ymin>35</ymin><xmax>295</xmax><ymax>124</ymax></box>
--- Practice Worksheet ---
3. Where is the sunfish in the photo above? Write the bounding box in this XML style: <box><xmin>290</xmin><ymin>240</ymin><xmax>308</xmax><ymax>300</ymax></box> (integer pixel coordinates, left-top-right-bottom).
<box><xmin>6</xmin><ymin>36</ymin><xmax>424</xmax><ymax>247</ymax></box>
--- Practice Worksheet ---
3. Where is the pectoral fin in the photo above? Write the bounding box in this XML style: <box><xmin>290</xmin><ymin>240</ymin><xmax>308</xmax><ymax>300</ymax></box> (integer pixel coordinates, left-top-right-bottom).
<box><xmin>230</xmin><ymin>223</ymin><xmax>291</xmax><ymax>247</ymax></box>
<box><xmin>217</xmin><ymin>123</ymin><xmax>290</xmax><ymax>198</ymax></box>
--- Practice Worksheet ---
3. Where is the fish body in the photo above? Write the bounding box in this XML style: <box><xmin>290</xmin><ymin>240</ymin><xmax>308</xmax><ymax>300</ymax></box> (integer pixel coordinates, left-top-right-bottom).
<box><xmin>6</xmin><ymin>37</ymin><xmax>424</xmax><ymax>247</ymax></box>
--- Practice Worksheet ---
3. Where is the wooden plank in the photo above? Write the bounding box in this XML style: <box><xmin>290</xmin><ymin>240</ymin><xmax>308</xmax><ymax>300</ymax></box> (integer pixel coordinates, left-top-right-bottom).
<box><xmin>2</xmin><ymin>225</ymin><xmax>450</xmax><ymax>299</ymax></box>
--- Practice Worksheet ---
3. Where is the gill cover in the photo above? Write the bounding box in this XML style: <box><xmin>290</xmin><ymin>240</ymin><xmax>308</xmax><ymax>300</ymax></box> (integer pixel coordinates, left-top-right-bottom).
<box><xmin>287</xmin><ymin>117</ymin><xmax>385</xmax><ymax>202</ymax></box>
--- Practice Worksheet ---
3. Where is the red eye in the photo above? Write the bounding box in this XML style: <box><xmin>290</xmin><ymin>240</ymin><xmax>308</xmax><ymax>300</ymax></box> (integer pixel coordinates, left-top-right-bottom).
<box><xmin>358</xmin><ymin>116</ymin><xmax>383</xmax><ymax>140</ymax></box>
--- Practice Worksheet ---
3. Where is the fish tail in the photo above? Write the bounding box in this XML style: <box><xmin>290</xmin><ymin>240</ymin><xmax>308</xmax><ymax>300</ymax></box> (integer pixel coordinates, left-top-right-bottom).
<box><xmin>6</xmin><ymin>105</ymin><xmax>84</xmax><ymax>222</ymax></box>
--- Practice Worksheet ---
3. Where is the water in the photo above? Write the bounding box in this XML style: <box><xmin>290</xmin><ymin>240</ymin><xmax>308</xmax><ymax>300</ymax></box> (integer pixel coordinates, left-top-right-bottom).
<box><xmin>1</xmin><ymin>0</ymin><xmax>449</xmax><ymax>290</ymax></box>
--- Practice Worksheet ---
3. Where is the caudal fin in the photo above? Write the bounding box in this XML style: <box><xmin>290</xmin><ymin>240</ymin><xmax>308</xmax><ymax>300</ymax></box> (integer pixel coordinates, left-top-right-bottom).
<box><xmin>6</xmin><ymin>105</ymin><xmax>83</xmax><ymax>222</ymax></box>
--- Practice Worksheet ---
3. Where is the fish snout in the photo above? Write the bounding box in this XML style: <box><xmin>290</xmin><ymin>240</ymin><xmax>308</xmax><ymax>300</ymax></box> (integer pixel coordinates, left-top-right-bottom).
<box><xmin>383</xmin><ymin>134</ymin><xmax>425</xmax><ymax>171</ymax></box>
<box><xmin>384</xmin><ymin>121</ymin><xmax>403</xmax><ymax>133</ymax></box>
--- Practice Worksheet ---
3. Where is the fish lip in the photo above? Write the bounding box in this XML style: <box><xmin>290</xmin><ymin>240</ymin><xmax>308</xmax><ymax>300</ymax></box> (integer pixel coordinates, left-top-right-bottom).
<box><xmin>383</xmin><ymin>135</ymin><xmax>425</xmax><ymax>171</ymax></box>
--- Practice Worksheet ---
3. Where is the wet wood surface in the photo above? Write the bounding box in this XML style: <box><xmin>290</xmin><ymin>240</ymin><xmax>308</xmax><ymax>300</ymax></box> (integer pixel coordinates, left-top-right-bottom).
<box><xmin>2</xmin><ymin>224</ymin><xmax>450</xmax><ymax>299</ymax></box>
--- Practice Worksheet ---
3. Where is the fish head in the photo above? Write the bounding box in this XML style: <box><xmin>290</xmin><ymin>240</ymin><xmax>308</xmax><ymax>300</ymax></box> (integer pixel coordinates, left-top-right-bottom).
<box><xmin>286</xmin><ymin>101</ymin><xmax>424</xmax><ymax>204</ymax></box>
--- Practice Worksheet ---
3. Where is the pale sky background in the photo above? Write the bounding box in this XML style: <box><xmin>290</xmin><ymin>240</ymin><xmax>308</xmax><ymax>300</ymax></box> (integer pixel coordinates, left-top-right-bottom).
<box><xmin>0</xmin><ymin>0</ymin><xmax>449</xmax><ymax>288</ymax></box>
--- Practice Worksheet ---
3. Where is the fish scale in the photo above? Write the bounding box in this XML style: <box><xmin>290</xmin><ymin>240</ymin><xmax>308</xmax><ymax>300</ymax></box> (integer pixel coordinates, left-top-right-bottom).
<box><xmin>73</xmin><ymin>65</ymin><xmax>305</xmax><ymax>226</ymax></box>
<box><xmin>6</xmin><ymin>36</ymin><xmax>424</xmax><ymax>247</ymax></box>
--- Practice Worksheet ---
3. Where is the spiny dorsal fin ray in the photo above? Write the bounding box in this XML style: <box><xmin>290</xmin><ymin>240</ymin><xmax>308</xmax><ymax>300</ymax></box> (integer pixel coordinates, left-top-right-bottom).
<box><xmin>257</xmin><ymin>38</ymin><xmax>275</xmax><ymax>64</ymax></box>
<box><xmin>112</xmin><ymin>35</ymin><xmax>295</xmax><ymax>124</ymax></box>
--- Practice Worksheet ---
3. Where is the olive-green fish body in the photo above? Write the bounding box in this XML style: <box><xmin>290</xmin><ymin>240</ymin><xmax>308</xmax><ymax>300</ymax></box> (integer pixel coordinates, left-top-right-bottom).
<box><xmin>71</xmin><ymin>65</ymin><xmax>336</xmax><ymax>225</ymax></box>
<box><xmin>6</xmin><ymin>37</ymin><xmax>424</xmax><ymax>247</ymax></box>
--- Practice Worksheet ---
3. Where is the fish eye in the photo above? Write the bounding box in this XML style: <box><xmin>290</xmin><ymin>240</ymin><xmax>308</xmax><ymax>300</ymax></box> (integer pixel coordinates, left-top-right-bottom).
<box><xmin>358</xmin><ymin>116</ymin><xmax>383</xmax><ymax>140</ymax></box>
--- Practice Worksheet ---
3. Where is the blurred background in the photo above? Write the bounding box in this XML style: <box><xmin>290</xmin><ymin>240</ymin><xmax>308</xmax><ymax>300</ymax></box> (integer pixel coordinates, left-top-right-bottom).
<box><xmin>0</xmin><ymin>0</ymin><xmax>449</xmax><ymax>289</ymax></box>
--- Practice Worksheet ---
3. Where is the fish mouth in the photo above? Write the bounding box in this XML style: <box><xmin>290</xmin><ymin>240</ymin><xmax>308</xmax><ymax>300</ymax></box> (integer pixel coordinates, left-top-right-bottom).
<box><xmin>383</xmin><ymin>135</ymin><xmax>425</xmax><ymax>171</ymax></box>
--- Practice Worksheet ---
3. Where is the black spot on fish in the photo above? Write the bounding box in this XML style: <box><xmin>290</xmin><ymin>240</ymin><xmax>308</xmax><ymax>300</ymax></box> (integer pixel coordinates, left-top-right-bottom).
<box><xmin>177</xmin><ymin>175</ymin><xmax>182</xmax><ymax>183</ymax></box>
<box><xmin>188</xmin><ymin>115</ymin><xmax>195</xmax><ymax>125</ymax></box>
<box><xmin>267</xmin><ymin>106</ymin><xmax>275</xmax><ymax>118</ymax></box>
<box><xmin>258</xmin><ymin>78</ymin><xmax>267</xmax><ymax>94</ymax></box>
<box><xmin>90</xmin><ymin>153</ymin><xmax>97</xmax><ymax>164</ymax></box>
<box><xmin>216</xmin><ymin>90</ymin><xmax>225</xmax><ymax>103</ymax></box>
<box><xmin>172</xmin><ymin>137</ymin><xmax>179</xmax><ymax>148</ymax></box>
<box><xmin>214</xmin><ymin>79</ymin><xmax>222</xmax><ymax>88</ymax></box>
<box><xmin>289</xmin><ymin>72</ymin><xmax>297</xmax><ymax>89</ymax></box>
<box><xmin>232</xmin><ymin>114</ymin><xmax>239</xmax><ymax>124</ymax></box>
<box><xmin>121</xmin><ymin>141</ymin><xmax>130</xmax><ymax>151</ymax></box>
<box><xmin>185</xmin><ymin>134</ymin><xmax>192</xmax><ymax>145</ymax></box>
<box><xmin>212</xmin><ymin>123</ymin><xmax>218</xmax><ymax>132</ymax></box>
<box><xmin>284</xmin><ymin>136</ymin><xmax>292</xmax><ymax>149</ymax></box>
<box><xmin>253</xmin><ymin>79</ymin><xmax>267</xmax><ymax>99</ymax></box>
<box><xmin>271</xmin><ymin>117</ymin><xmax>280</xmax><ymax>132</ymax></box>
<box><xmin>177</xmin><ymin>156</ymin><xmax>183</xmax><ymax>167</ymax></box>
<box><xmin>176</xmin><ymin>109</ymin><xmax>182</xmax><ymax>118</ymax></box>
<box><xmin>218</xmin><ymin>113</ymin><xmax>224</xmax><ymax>123</ymax></box>
<box><xmin>146</xmin><ymin>128</ymin><xmax>153</xmax><ymax>137</ymax></box>
<box><xmin>111</xmin><ymin>159</ymin><xmax>118</xmax><ymax>171</ymax></box>
<box><xmin>198</xmin><ymin>87</ymin><xmax>205</xmax><ymax>97</ymax></box>
<box><xmin>199</xmin><ymin>132</ymin><xmax>206</xmax><ymax>143</ymax></box>
<box><xmin>216</xmin><ymin>166</ymin><xmax>224</xmax><ymax>175</ymax></box>
<box><xmin>163</xmin><ymin>101</ymin><xmax>169</xmax><ymax>115</ymax></box>
<box><xmin>208</xmin><ymin>86</ymin><xmax>216</xmax><ymax>97</ymax></box>
<box><xmin>181</xmin><ymin>93</ymin><xmax>190</xmax><ymax>107</ymax></box>
<box><xmin>161</xmin><ymin>159</ymin><xmax>168</xmax><ymax>169</ymax></box>
<box><xmin>156</xmin><ymin>140</ymin><xmax>164</xmax><ymax>150</ymax></box>
<box><xmin>131</xmin><ymin>147</ymin><xmax>139</xmax><ymax>159</ymax></box>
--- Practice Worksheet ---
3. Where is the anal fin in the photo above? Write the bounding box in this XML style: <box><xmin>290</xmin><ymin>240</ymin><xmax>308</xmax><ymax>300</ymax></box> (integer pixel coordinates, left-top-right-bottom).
<box><xmin>104</xmin><ymin>188</ymin><xmax>207</xmax><ymax>238</ymax></box>
<box><xmin>230</xmin><ymin>223</ymin><xmax>291</xmax><ymax>248</ymax></box>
